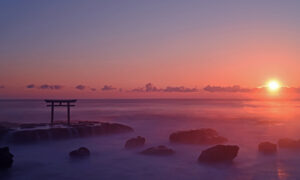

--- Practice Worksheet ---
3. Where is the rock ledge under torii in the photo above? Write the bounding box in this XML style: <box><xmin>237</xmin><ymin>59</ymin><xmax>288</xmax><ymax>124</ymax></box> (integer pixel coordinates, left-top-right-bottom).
<box><xmin>0</xmin><ymin>121</ymin><xmax>134</xmax><ymax>144</ymax></box>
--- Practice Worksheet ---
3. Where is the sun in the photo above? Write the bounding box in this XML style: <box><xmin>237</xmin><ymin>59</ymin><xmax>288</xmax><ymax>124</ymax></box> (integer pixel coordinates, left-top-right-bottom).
<box><xmin>267</xmin><ymin>80</ymin><xmax>281</xmax><ymax>92</ymax></box>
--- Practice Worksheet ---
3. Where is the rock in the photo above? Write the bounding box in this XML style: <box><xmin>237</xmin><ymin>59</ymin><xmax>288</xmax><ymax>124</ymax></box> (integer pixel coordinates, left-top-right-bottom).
<box><xmin>258</xmin><ymin>142</ymin><xmax>277</xmax><ymax>154</ymax></box>
<box><xmin>9</xmin><ymin>122</ymin><xmax>133</xmax><ymax>144</ymax></box>
<box><xmin>49</xmin><ymin>128</ymin><xmax>71</xmax><ymax>140</ymax></box>
<box><xmin>99</xmin><ymin>123</ymin><xmax>134</xmax><ymax>134</ymax></box>
<box><xmin>0</xmin><ymin>147</ymin><xmax>14</xmax><ymax>169</ymax></box>
<box><xmin>278</xmin><ymin>138</ymin><xmax>300</xmax><ymax>149</ymax></box>
<box><xmin>140</xmin><ymin>145</ymin><xmax>175</xmax><ymax>156</ymax></box>
<box><xmin>169</xmin><ymin>129</ymin><xmax>227</xmax><ymax>145</ymax></box>
<box><xmin>198</xmin><ymin>145</ymin><xmax>239</xmax><ymax>163</ymax></box>
<box><xmin>125</xmin><ymin>136</ymin><xmax>145</xmax><ymax>149</ymax></box>
<box><xmin>69</xmin><ymin>147</ymin><xmax>90</xmax><ymax>158</ymax></box>
<box><xmin>11</xmin><ymin>130</ymin><xmax>38</xmax><ymax>143</ymax></box>
<box><xmin>19</xmin><ymin>123</ymin><xmax>48</xmax><ymax>129</ymax></box>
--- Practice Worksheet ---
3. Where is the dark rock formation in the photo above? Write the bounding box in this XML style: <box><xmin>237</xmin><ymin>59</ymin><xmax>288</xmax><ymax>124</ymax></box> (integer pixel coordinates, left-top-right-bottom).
<box><xmin>258</xmin><ymin>142</ymin><xmax>277</xmax><ymax>154</ymax></box>
<box><xmin>140</xmin><ymin>145</ymin><xmax>175</xmax><ymax>156</ymax></box>
<box><xmin>0</xmin><ymin>147</ymin><xmax>14</xmax><ymax>169</ymax></box>
<box><xmin>125</xmin><ymin>136</ymin><xmax>146</xmax><ymax>149</ymax></box>
<box><xmin>69</xmin><ymin>147</ymin><xmax>90</xmax><ymax>158</ymax></box>
<box><xmin>198</xmin><ymin>145</ymin><xmax>239</xmax><ymax>163</ymax></box>
<box><xmin>19</xmin><ymin>123</ymin><xmax>48</xmax><ymax>129</ymax></box>
<box><xmin>278</xmin><ymin>138</ymin><xmax>300</xmax><ymax>149</ymax></box>
<box><xmin>169</xmin><ymin>128</ymin><xmax>227</xmax><ymax>145</ymax></box>
<box><xmin>9</xmin><ymin>122</ymin><xmax>133</xmax><ymax>144</ymax></box>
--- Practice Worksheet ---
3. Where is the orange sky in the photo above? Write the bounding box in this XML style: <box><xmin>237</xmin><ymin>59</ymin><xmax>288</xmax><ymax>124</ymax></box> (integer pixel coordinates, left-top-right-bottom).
<box><xmin>1</xmin><ymin>1</ymin><xmax>300</xmax><ymax>98</ymax></box>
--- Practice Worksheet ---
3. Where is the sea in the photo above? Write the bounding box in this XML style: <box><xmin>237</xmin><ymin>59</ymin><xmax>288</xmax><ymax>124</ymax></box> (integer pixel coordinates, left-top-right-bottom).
<box><xmin>1</xmin><ymin>99</ymin><xmax>300</xmax><ymax>180</ymax></box>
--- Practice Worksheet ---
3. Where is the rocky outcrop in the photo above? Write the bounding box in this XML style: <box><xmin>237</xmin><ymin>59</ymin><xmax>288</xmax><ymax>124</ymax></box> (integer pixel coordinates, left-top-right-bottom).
<box><xmin>278</xmin><ymin>138</ymin><xmax>300</xmax><ymax>149</ymax></box>
<box><xmin>9</xmin><ymin>122</ymin><xmax>133</xmax><ymax>144</ymax></box>
<box><xmin>19</xmin><ymin>123</ymin><xmax>48</xmax><ymax>129</ymax></box>
<box><xmin>125</xmin><ymin>136</ymin><xmax>145</xmax><ymax>149</ymax></box>
<box><xmin>258</xmin><ymin>142</ymin><xmax>277</xmax><ymax>154</ymax></box>
<box><xmin>169</xmin><ymin>129</ymin><xmax>227</xmax><ymax>145</ymax></box>
<box><xmin>198</xmin><ymin>145</ymin><xmax>239</xmax><ymax>163</ymax></box>
<box><xmin>0</xmin><ymin>147</ymin><xmax>14</xmax><ymax>169</ymax></box>
<box><xmin>140</xmin><ymin>145</ymin><xmax>175</xmax><ymax>156</ymax></box>
<box><xmin>69</xmin><ymin>147</ymin><xmax>90</xmax><ymax>158</ymax></box>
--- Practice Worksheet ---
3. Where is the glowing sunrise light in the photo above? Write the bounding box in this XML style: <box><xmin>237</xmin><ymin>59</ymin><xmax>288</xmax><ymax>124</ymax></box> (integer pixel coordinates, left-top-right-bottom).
<box><xmin>267</xmin><ymin>80</ymin><xmax>281</xmax><ymax>92</ymax></box>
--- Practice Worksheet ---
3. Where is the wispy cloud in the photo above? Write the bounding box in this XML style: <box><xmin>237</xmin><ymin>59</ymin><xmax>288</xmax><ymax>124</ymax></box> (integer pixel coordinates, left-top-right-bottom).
<box><xmin>0</xmin><ymin>85</ymin><xmax>5</xmax><ymax>89</ymax></box>
<box><xmin>204</xmin><ymin>85</ymin><xmax>253</xmax><ymax>93</ymax></box>
<box><xmin>164</xmin><ymin>86</ymin><xmax>198</xmax><ymax>92</ymax></box>
<box><xmin>40</xmin><ymin>84</ymin><xmax>63</xmax><ymax>90</ymax></box>
<box><xmin>130</xmin><ymin>83</ymin><xmax>198</xmax><ymax>93</ymax></box>
<box><xmin>26</xmin><ymin>84</ymin><xmax>62</xmax><ymax>90</ymax></box>
<box><xmin>75</xmin><ymin>85</ymin><xmax>86</xmax><ymax>90</ymax></box>
<box><xmin>102</xmin><ymin>85</ymin><xmax>117</xmax><ymax>91</ymax></box>
<box><xmin>26</xmin><ymin>84</ymin><xmax>35</xmax><ymax>89</ymax></box>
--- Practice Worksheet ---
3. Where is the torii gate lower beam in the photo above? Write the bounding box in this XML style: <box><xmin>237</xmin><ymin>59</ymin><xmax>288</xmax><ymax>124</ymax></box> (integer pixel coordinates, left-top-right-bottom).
<box><xmin>45</xmin><ymin>99</ymin><xmax>77</xmax><ymax>125</ymax></box>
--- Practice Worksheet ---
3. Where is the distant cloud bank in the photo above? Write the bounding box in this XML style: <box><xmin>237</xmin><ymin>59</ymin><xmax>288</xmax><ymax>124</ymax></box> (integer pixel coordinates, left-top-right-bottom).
<box><xmin>102</xmin><ymin>85</ymin><xmax>116</xmax><ymax>91</ymax></box>
<box><xmin>26</xmin><ymin>84</ymin><xmax>63</xmax><ymax>90</ymax></box>
<box><xmin>204</xmin><ymin>85</ymin><xmax>252</xmax><ymax>93</ymax></box>
<box><xmin>130</xmin><ymin>83</ymin><xmax>198</xmax><ymax>93</ymax></box>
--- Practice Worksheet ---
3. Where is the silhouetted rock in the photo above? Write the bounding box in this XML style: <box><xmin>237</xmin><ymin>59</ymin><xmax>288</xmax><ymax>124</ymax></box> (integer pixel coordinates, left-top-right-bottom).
<box><xmin>0</xmin><ymin>147</ymin><xmax>14</xmax><ymax>169</ymax></box>
<box><xmin>9</xmin><ymin>122</ymin><xmax>133</xmax><ymax>144</ymax></box>
<box><xmin>69</xmin><ymin>147</ymin><xmax>90</xmax><ymax>158</ymax></box>
<box><xmin>19</xmin><ymin>123</ymin><xmax>48</xmax><ymax>129</ymax></box>
<box><xmin>278</xmin><ymin>138</ymin><xmax>300</xmax><ymax>149</ymax></box>
<box><xmin>140</xmin><ymin>145</ymin><xmax>175</xmax><ymax>156</ymax></box>
<box><xmin>169</xmin><ymin>129</ymin><xmax>227</xmax><ymax>145</ymax></box>
<box><xmin>11</xmin><ymin>130</ymin><xmax>38</xmax><ymax>143</ymax></box>
<box><xmin>198</xmin><ymin>145</ymin><xmax>239</xmax><ymax>163</ymax></box>
<box><xmin>258</xmin><ymin>142</ymin><xmax>277</xmax><ymax>154</ymax></box>
<box><xmin>125</xmin><ymin>136</ymin><xmax>145</xmax><ymax>149</ymax></box>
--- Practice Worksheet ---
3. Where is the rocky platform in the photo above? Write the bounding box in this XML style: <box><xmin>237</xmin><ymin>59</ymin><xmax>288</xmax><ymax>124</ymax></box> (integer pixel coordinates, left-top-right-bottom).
<box><xmin>0</xmin><ymin>121</ymin><xmax>133</xmax><ymax>144</ymax></box>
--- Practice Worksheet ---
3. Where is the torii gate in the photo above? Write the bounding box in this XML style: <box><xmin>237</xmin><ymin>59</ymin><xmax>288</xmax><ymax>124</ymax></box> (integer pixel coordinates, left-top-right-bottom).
<box><xmin>45</xmin><ymin>99</ymin><xmax>77</xmax><ymax>125</ymax></box>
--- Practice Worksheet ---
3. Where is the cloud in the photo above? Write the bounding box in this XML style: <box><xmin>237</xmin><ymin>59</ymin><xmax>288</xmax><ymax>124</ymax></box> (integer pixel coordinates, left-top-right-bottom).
<box><xmin>26</xmin><ymin>84</ymin><xmax>35</xmax><ymax>89</ymax></box>
<box><xmin>204</xmin><ymin>85</ymin><xmax>252</xmax><ymax>93</ymax></box>
<box><xmin>39</xmin><ymin>84</ymin><xmax>63</xmax><ymax>90</ymax></box>
<box><xmin>164</xmin><ymin>86</ymin><xmax>198</xmax><ymax>92</ymax></box>
<box><xmin>130</xmin><ymin>83</ymin><xmax>198</xmax><ymax>93</ymax></box>
<box><xmin>130</xmin><ymin>83</ymin><xmax>161</xmax><ymax>92</ymax></box>
<box><xmin>75</xmin><ymin>85</ymin><xmax>86</xmax><ymax>90</ymax></box>
<box><xmin>102</xmin><ymin>85</ymin><xmax>117</xmax><ymax>91</ymax></box>
<box><xmin>145</xmin><ymin>83</ymin><xmax>161</xmax><ymax>92</ymax></box>
<box><xmin>0</xmin><ymin>85</ymin><xmax>4</xmax><ymax>89</ymax></box>
<box><xmin>90</xmin><ymin>88</ymin><xmax>97</xmax><ymax>91</ymax></box>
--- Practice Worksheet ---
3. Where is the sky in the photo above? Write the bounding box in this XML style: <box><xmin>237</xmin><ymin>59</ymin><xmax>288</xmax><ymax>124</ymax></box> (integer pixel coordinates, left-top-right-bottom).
<box><xmin>1</xmin><ymin>0</ymin><xmax>300</xmax><ymax>98</ymax></box>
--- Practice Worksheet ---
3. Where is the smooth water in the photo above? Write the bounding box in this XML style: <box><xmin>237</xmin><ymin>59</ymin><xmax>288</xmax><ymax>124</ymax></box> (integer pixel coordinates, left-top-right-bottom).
<box><xmin>1</xmin><ymin>99</ymin><xmax>300</xmax><ymax>180</ymax></box>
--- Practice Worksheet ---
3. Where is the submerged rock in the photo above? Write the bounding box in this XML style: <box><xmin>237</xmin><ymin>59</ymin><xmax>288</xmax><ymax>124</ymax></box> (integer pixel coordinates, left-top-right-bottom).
<box><xmin>69</xmin><ymin>147</ymin><xmax>90</xmax><ymax>158</ymax></box>
<box><xmin>278</xmin><ymin>138</ymin><xmax>300</xmax><ymax>149</ymax></box>
<box><xmin>258</xmin><ymin>142</ymin><xmax>277</xmax><ymax>154</ymax></box>
<box><xmin>198</xmin><ymin>145</ymin><xmax>239</xmax><ymax>163</ymax></box>
<box><xmin>9</xmin><ymin>122</ymin><xmax>133</xmax><ymax>144</ymax></box>
<box><xmin>169</xmin><ymin>128</ymin><xmax>227</xmax><ymax>145</ymax></box>
<box><xmin>125</xmin><ymin>136</ymin><xmax>146</xmax><ymax>149</ymax></box>
<box><xmin>0</xmin><ymin>146</ymin><xmax>14</xmax><ymax>169</ymax></box>
<box><xmin>140</xmin><ymin>145</ymin><xmax>175</xmax><ymax>156</ymax></box>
